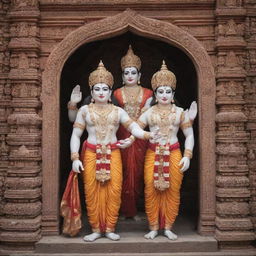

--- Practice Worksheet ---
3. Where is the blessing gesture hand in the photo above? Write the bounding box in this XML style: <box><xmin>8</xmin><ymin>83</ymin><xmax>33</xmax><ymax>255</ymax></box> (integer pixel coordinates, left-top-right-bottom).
<box><xmin>70</xmin><ymin>85</ymin><xmax>82</xmax><ymax>104</ymax></box>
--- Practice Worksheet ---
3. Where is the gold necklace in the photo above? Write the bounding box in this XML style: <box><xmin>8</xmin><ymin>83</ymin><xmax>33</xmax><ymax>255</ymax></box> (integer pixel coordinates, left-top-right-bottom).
<box><xmin>121</xmin><ymin>85</ymin><xmax>143</xmax><ymax>120</ymax></box>
<box><xmin>89</xmin><ymin>103</ymin><xmax>117</xmax><ymax>144</ymax></box>
<box><xmin>150</xmin><ymin>104</ymin><xmax>176</xmax><ymax>143</ymax></box>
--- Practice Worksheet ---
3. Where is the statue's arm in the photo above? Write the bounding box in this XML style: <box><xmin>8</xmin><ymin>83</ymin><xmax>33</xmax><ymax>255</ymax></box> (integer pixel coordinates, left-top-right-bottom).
<box><xmin>68</xmin><ymin>85</ymin><xmax>82</xmax><ymax>122</ymax></box>
<box><xmin>70</xmin><ymin>107</ymin><xmax>86</xmax><ymax>173</ymax></box>
<box><xmin>179</xmin><ymin>110</ymin><xmax>195</xmax><ymax>172</ymax></box>
<box><xmin>119</xmin><ymin>108</ymin><xmax>152</xmax><ymax>140</ymax></box>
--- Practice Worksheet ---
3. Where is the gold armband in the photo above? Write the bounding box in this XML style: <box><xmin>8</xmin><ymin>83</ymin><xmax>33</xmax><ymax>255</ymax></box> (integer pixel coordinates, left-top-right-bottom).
<box><xmin>73</xmin><ymin>122</ymin><xmax>86</xmax><ymax>130</ymax></box>
<box><xmin>184</xmin><ymin>149</ymin><xmax>193</xmax><ymax>159</ymax></box>
<box><xmin>143</xmin><ymin>131</ymin><xmax>151</xmax><ymax>140</ymax></box>
<box><xmin>137</xmin><ymin>119</ymin><xmax>146</xmax><ymax>129</ymax></box>
<box><xmin>67</xmin><ymin>101</ymin><xmax>78</xmax><ymax>110</ymax></box>
<box><xmin>180</xmin><ymin>111</ymin><xmax>185</xmax><ymax>122</ymax></box>
<box><xmin>71</xmin><ymin>152</ymin><xmax>79</xmax><ymax>161</ymax></box>
<box><xmin>180</xmin><ymin>121</ymin><xmax>192</xmax><ymax>130</ymax></box>
<box><xmin>122</xmin><ymin>119</ymin><xmax>133</xmax><ymax>130</ymax></box>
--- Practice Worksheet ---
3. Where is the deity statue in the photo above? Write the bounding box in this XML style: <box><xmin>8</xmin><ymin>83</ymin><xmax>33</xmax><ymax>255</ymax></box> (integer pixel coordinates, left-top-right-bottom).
<box><xmin>69</xmin><ymin>61</ymin><xmax>157</xmax><ymax>242</ymax></box>
<box><xmin>67</xmin><ymin>46</ymin><xmax>153</xmax><ymax>220</ymax></box>
<box><xmin>136</xmin><ymin>61</ymin><xmax>197</xmax><ymax>240</ymax></box>
<box><xmin>113</xmin><ymin>45</ymin><xmax>153</xmax><ymax>219</ymax></box>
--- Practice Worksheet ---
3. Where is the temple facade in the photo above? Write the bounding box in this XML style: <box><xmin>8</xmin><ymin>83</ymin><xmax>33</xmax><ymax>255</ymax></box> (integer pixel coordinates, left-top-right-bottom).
<box><xmin>0</xmin><ymin>0</ymin><xmax>255</xmax><ymax>254</ymax></box>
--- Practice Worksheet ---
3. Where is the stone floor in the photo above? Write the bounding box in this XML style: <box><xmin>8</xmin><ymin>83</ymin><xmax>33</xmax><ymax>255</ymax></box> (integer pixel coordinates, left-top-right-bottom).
<box><xmin>5</xmin><ymin>214</ymin><xmax>256</xmax><ymax>256</ymax></box>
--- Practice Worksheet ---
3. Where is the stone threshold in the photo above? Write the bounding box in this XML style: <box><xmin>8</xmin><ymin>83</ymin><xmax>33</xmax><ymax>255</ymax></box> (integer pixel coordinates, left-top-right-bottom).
<box><xmin>33</xmin><ymin>231</ymin><xmax>218</xmax><ymax>254</ymax></box>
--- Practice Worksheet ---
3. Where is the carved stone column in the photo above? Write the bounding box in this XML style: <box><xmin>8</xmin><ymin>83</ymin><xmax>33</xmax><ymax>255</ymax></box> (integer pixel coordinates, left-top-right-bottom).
<box><xmin>1</xmin><ymin>0</ymin><xmax>42</xmax><ymax>252</ymax></box>
<box><xmin>215</xmin><ymin>0</ymin><xmax>255</xmax><ymax>249</ymax></box>
<box><xmin>0</xmin><ymin>0</ymin><xmax>11</xmax><ymax>239</ymax></box>
<box><xmin>244</xmin><ymin>0</ymin><xmax>256</xmax><ymax>237</ymax></box>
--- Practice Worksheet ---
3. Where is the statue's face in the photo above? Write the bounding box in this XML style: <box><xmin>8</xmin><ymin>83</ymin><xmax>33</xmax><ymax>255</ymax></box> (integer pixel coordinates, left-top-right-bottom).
<box><xmin>122</xmin><ymin>67</ymin><xmax>141</xmax><ymax>86</ymax></box>
<box><xmin>91</xmin><ymin>83</ymin><xmax>111</xmax><ymax>103</ymax></box>
<box><xmin>155</xmin><ymin>86</ymin><xmax>174</xmax><ymax>105</ymax></box>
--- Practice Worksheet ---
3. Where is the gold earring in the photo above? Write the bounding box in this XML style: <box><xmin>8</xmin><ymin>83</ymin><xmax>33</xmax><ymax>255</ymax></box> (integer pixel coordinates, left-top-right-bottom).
<box><xmin>138</xmin><ymin>80</ymin><xmax>140</xmax><ymax>85</ymax></box>
<box><xmin>91</xmin><ymin>98</ymin><xmax>95</xmax><ymax>103</ymax></box>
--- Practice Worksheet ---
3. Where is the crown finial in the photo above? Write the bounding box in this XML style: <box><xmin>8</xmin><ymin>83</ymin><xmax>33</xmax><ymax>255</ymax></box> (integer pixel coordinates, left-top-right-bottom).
<box><xmin>121</xmin><ymin>45</ymin><xmax>141</xmax><ymax>71</ymax></box>
<box><xmin>151</xmin><ymin>61</ymin><xmax>176</xmax><ymax>91</ymax></box>
<box><xmin>88</xmin><ymin>61</ymin><xmax>114</xmax><ymax>88</ymax></box>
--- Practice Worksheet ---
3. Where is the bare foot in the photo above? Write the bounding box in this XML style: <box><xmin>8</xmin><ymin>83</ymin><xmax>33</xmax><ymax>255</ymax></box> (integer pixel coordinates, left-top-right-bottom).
<box><xmin>83</xmin><ymin>232</ymin><xmax>101</xmax><ymax>242</ymax></box>
<box><xmin>164</xmin><ymin>230</ymin><xmax>177</xmax><ymax>240</ymax></box>
<box><xmin>144</xmin><ymin>230</ymin><xmax>158</xmax><ymax>239</ymax></box>
<box><xmin>105</xmin><ymin>232</ymin><xmax>120</xmax><ymax>241</ymax></box>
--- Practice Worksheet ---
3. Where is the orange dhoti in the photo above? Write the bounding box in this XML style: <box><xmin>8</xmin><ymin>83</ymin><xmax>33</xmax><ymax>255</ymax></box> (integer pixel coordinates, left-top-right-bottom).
<box><xmin>144</xmin><ymin>146</ymin><xmax>183</xmax><ymax>230</ymax></box>
<box><xmin>82</xmin><ymin>147</ymin><xmax>122</xmax><ymax>233</ymax></box>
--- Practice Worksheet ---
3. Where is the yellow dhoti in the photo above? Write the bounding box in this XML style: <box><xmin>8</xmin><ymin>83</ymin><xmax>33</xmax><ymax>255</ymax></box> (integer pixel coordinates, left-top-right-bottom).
<box><xmin>144</xmin><ymin>148</ymin><xmax>183</xmax><ymax>230</ymax></box>
<box><xmin>82</xmin><ymin>148</ymin><xmax>122</xmax><ymax>233</ymax></box>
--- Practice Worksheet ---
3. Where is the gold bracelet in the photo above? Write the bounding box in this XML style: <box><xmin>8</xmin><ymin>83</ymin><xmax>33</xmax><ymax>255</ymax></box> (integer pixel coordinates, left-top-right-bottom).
<box><xmin>71</xmin><ymin>152</ymin><xmax>79</xmax><ymax>161</ymax></box>
<box><xmin>67</xmin><ymin>101</ymin><xmax>78</xmax><ymax>110</ymax></box>
<box><xmin>184</xmin><ymin>149</ymin><xmax>193</xmax><ymax>159</ymax></box>
<box><xmin>129</xmin><ymin>135</ymin><xmax>135</xmax><ymax>142</ymax></box>
<box><xmin>143</xmin><ymin>131</ymin><xmax>151</xmax><ymax>140</ymax></box>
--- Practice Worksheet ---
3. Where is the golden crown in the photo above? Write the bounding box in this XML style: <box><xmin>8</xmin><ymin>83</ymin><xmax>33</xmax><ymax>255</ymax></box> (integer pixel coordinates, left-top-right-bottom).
<box><xmin>151</xmin><ymin>60</ymin><xmax>176</xmax><ymax>91</ymax></box>
<box><xmin>121</xmin><ymin>45</ymin><xmax>141</xmax><ymax>71</ymax></box>
<box><xmin>88</xmin><ymin>60</ymin><xmax>114</xmax><ymax>88</ymax></box>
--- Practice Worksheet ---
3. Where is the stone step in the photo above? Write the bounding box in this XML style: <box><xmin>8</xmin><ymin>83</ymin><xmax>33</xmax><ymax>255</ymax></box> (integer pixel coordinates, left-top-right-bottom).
<box><xmin>10</xmin><ymin>251</ymin><xmax>256</xmax><ymax>256</ymax></box>
<box><xmin>35</xmin><ymin>231</ymin><xmax>218</xmax><ymax>254</ymax></box>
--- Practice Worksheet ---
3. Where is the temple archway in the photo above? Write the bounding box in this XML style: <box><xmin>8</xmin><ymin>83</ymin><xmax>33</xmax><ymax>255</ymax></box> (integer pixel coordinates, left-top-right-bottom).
<box><xmin>42</xmin><ymin>9</ymin><xmax>216</xmax><ymax>236</ymax></box>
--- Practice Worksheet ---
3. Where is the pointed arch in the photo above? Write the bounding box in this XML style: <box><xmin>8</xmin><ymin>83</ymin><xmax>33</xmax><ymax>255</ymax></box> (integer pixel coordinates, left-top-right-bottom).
<box><xmin>42</xmin><ymin>9</ymin><xmax>215</xmax><ymax>235</ymax></box>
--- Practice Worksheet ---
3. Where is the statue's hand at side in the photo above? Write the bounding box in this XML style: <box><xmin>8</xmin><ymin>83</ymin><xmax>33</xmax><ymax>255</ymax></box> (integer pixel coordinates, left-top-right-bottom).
<box><xmin>179</xmin><ymin>157</ymin><xmax>190</xmax><ymax>172</ymax></box>
<box><xmin>188</xmin><ymin>101</ymin><xmax>197</xmax><ymax>121</ymax></box>
<box><xmin>70</xmin><ymin>84</ymin><xmax>82</xmax><ymax>104</ymax></box>
<box><xmin>72</xmin><ymin>159</ymin><xmax>84</xmax><ymax>173</ymax></box>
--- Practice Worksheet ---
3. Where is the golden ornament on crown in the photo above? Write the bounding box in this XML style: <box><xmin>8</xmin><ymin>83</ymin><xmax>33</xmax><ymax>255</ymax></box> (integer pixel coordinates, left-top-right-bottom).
<box><xmin>121</xmin><ymin>45</ymin><xmax>141</xmax><ymax>71</ymax></box>
<box><xmin>151</xmin><ymin>60</ymin><xmax>176</xmax><ymax>91</ymax></box>
<box><xmin>88</xmin><ymin>60</ymin><xmax>114</xmax><ymax>88</ymax></box>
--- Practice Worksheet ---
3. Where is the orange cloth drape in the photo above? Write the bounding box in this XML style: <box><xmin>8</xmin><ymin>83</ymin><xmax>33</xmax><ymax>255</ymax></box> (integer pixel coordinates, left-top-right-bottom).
<box><xmin>114</xmin><ymin>87</ymin><xmax>152</xmax><ymax>217</ymax></box>
<box><xmin>144</xmin><ymin>148</ymin><xmax>183</xmax><ymax>230</ymax></box>
<box><xmin>60</xmin><ymin>171</ymin><xmax>82</xmax><ymax>236</ymax></box>
<box><xmin>82</xmin><ymin>148</ymin><xmax>122</xmax><ymax>233</ymax></box>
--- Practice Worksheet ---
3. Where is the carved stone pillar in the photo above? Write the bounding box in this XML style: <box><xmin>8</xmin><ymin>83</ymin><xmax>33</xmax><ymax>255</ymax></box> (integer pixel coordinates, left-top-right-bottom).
<box><xmin>0</xmin><ymin>0</ymin><xmax>11</xmax><ymax>236</ymax></box>
<box><xmin>215</xmin><ymin>0</ymin><xmax>255</xmax><ymax>249</ymax></box>
<box><xmin>1</xmin><ymin>0</ymin><xmax>42</xmax><ymax>252</ymax></box>
<box><xmin>244</xmin><ymin>0</ymin><xmax>256</xmax><ymax>237</ymax></box>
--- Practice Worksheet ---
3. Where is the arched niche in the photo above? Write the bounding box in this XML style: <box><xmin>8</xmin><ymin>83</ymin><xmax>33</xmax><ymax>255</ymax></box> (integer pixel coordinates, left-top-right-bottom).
<box><xmin>41</xmin><ymin>9</ymin><xmax>216</xmax><ymax>236</ymax></box>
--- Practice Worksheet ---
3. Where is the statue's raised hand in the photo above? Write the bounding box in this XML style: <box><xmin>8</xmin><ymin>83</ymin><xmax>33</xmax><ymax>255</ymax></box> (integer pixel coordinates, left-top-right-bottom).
<box><xmin>70</xmin><ymin>85</ymin><xmax>82</xmax><ymax>104</ymax></box>
<box><xmin>72</xmin><ymin>159</ymin><xmax>84</xmax><ymax>173</ymax></box>
<box><xmin>188</xmin><ymin>101</ymin><xmax>197</xmax><ymax>121</ymax></box>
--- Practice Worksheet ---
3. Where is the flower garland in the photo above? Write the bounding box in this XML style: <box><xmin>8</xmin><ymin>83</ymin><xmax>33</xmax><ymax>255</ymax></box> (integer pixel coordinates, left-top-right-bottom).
<box><xmin>153</xmin><ymin>144</ymin><xmax>170</xmax><ymax>191</ymax></box>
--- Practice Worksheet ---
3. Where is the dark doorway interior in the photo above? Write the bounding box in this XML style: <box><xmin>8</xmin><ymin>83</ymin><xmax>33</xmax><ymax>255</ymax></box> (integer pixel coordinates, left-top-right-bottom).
<box><xmin>60</xmin><ymin>31</ymin><xmax>198</xmax><ymax>234</ymax></box>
